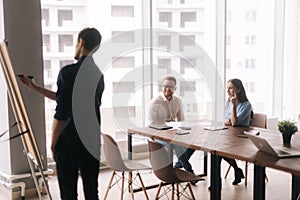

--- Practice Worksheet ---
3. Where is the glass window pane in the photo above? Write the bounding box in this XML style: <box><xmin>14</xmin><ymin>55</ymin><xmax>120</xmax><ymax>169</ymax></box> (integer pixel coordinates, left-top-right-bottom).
<box><xmin>283</xmin><ymin>0</ymin><xmax>300</xmax><ymax>119</ymax></box>
<box><xmin>152</xmin><ymin>0</ymin><xmax>217</xmax><ymax>120</ymax></box>
<box><xmin>226</xmin><ymin>0</ymin><xmax>274</xmax><ymax>116</ymax></box>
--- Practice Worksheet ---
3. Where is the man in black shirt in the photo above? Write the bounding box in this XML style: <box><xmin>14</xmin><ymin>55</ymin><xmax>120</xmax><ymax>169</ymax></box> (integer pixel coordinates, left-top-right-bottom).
<box><xmin>20</xmin><ymin>28</ymin><xmax>104</xmax><ymax>200</ymax></box>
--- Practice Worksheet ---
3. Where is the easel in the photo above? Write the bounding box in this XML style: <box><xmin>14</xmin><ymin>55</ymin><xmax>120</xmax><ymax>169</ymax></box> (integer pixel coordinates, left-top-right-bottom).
<box><xmin>0</xmin><ymin>40</ymin><xmax>52</xmax><ymax>200</ymax></box>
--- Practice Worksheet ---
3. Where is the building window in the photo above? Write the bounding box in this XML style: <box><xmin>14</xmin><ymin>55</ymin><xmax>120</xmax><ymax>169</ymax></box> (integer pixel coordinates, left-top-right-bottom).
<box><xmin>112</xmin><ymin>31</ymin><xmax>135</xmax><ymax>43</ymax></box>
<box><xmin>180</xmin><ymin>12</ymin><xmax>197</xmax><ymax>27</ymax></box>
<box><xmin>246</xmin><ymin>10</ymin><xmax>256</xmax><ymax>22</ymax></box>
<box><xmin>180</xmin><ymin>81</ymin><xmax>196</xmax><ymax>96</ymax></box>
<box><xmin>112</xmin><ymin>56</ymin><xmax>135</xmax><ymax>68</ymax></box>
<box><xmin>227</xmin><ymin>11</ymin><xmax>232</xmax><ymax>22</ymax></box>
<box><xmin>180</xmin><ymin>58</ymin><xmax>196</xmax><ymax>74</ymax></box>
<box><xmin>113</xmin><ymin>82</ymin><xmax>135</xmax><ymax>93</ymax></box>
<box><xmin>58</xmin><ymin>9</ymin><xmax>73</xmax><ymax>26</ymax></box>
<box><xmin>245</xmin><ymin>58</ymin><xmax>255</xmax><ymax>69</ymax></box>
<box><xmin>245</xmin><ymin>82</ymin><xmax>255</xmax><ymax>93</ymax></box>
<box><xmin>43</xmin><ymin>60</ymin><xmax>52</xmax><ymax>78</ymax></box>
<box><xmin>158</xmin><ymin>58</ymin><xmax>172</xmax><ymax>73</ymax></box>
<box><xmin>41</xmin><ymin>8</ymin><xmax>49</xmax><ymax>26</ymax></box>
<box><xmin>60</xmin><ymin>60</ymin><xmax>74</xmax><ymax>69</ymax></box>
<box><xmin>111</xmin><ymin>5</ymin><xmax>134</xmax><ymax>17</ymax></box>
<box><xmin>45</xmin><ymin>84</ymin><xmax>52</xmax><ymax>90</ymax></box>
<box><xmin>159</xmin><ymin>12</ymin><xmax>172</xmax><ymax>28</ymax></box>
<box><xmin>179</xmin><ymin>35</ymin><xmax>195</xmax><ymax>51</ymax></box>
<box><xmin>245</xmin><ymin>34</ymin><xmax>256</xmax><ymax>45</ymax></box>
<box><xmin>158</xmin><ymin>35</ymin><xmax>171</xmax><ymax>50</ymax></box>
<box><xmin>42</xmin><ymin>34</ymin><xmax>51</xmax><ymax>52</ymax></box>
<box><xmin>226</xmin><ymin>35</ymin><xmax>231</xmax><ymax>46</ymax></box>
<box><xmin>58</xmin><ymin>34</ymin><xmax>73</xmax><ymax>52</ymax></box>
<box><xmin>113</xmin><ymin>106</ymin><xmax>136</xmax><ymax>117</ymax></box>
<box><xmin>226</xmin><ymin>59</ymin><xmax>231</xmax><ymax>69</ymax></box>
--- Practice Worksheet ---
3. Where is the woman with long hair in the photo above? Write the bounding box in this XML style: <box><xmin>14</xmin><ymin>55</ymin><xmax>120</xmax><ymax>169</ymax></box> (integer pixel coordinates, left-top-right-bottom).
<box><xmin>223</xmin><ymin>78</ymin><xmax>252</xmax><ymax>185</ymax></box>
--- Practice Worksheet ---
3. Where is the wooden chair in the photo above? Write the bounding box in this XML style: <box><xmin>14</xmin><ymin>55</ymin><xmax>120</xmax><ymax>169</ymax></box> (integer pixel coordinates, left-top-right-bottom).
<box><xmin>224</xmin><ymin>113</ymin><xmax>267</xmax><ymax>186</ymax></box>
<box><xmin>102</xmin><ymin>133</ymin><xmax>151</xmax><ymax>200</ymax></box>
<box><xmin>148</xmin><ymin>140</ymin><xmax>204</xmax><ymax>200</ymax></box>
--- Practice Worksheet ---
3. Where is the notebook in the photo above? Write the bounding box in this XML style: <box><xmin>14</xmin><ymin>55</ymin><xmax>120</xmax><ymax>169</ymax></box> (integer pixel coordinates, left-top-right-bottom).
<box><xmin>149</xmin><ymin>123</ymin><xmax>173</xmax><ymax>130</ymax></box>
<box><xmin>245</xmin><ymin>133</ymin><xmax>300</xmax><ymax>158</ymax></box>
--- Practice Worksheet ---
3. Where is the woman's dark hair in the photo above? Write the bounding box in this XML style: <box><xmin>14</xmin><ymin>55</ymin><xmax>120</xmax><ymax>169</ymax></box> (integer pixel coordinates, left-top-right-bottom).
<box><xmin>228</xmin><ymin>78</ymin><xmax>248</xmax><ymax>103</ymax></box>
<box><xmin>228</xmin><ymin>78</ymin><xmax>254</xmax><ymax>118</ymax></box>
<box><xmin>78</xmin><ymin>28</ymin><xmax>102</xmax><ymax>53</ymax></box>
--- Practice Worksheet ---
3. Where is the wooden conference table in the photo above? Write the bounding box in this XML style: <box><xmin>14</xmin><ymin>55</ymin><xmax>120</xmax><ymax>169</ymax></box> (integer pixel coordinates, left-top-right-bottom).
<box><xmin>127</xmin><ymin>121</ymin><xmax>300</xmax><ymax>200</ymax></box>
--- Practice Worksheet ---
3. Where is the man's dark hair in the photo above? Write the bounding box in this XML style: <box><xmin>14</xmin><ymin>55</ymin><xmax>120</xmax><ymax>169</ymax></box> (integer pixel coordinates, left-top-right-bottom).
<box><xmin>78</xmin><ymin>28</ymin><xmax>102</xmax><ymax>53</ymax></box>
<box><xmin>163</xmin><ymin>76</ymin><xmax>177</xmax><ymax>85</ymax></box>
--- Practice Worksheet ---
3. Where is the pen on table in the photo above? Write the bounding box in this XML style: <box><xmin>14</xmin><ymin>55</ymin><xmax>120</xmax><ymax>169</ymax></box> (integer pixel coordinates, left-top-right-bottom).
<box><xmin>17</xmin><ymin>74</ymin><xmax>34</xmax><ymax>79</ymax></box>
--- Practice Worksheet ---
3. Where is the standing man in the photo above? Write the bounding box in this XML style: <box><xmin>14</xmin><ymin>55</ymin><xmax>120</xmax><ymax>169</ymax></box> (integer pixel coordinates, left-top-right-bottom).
<box><xmin>19</xmin><ymin>28</ymin><xmax>104</xmax><ymax>199</ymax></box>
<box><xmin>148</xmin><ymin>76</ymin><xmax>197</xmax><ymax>184</ymax></box>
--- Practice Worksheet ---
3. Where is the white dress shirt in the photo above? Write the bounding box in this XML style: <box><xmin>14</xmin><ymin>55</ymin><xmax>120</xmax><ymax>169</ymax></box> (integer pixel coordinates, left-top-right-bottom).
<box><xmin>148</xmin><ymin>92</ymin><xmax>184</xmax><ymax>124</ymax></box>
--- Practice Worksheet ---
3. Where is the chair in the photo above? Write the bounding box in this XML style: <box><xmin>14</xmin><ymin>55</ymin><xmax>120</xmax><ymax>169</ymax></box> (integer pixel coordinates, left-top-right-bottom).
<box><xmin>224</xmin><ymin>113</ymin><xmax>267</xmax><ymax>186</ymax></box>
<box><xmin>148</xmin><ymin>140</ymin><xmax>204</xmax><ymax>200</ymax></box>
<box><xmin>102</xmin><ymin>133</ymin><xmax>151</xmax><ymax>200</ymax></box>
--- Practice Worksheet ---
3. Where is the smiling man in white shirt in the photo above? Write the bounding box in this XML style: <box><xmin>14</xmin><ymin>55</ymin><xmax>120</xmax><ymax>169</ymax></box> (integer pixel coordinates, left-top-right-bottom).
<box><xmin>148</xmin><ymin>76</ymin><xmax>197</xmax><ymax>184</ymax></box>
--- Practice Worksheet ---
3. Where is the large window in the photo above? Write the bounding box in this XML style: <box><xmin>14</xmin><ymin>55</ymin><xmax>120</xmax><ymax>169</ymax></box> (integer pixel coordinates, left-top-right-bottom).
<box><xmin>40</xmin><ymin>0</ymin><xmax>218</xmax><ymax>158</ymax></box>
<box><xmin>38</xmin><ymin>0</ymin><xmax>300</xmax><ymax>159</ymax></box>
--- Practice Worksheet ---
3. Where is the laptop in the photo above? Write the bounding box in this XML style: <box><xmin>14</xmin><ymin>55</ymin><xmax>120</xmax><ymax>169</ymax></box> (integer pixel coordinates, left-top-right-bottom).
<box><xmin>149</xmin><ymin>123</ymin><xmax>173</xmax><ymax>130</ymax></box>
<box><xmin>245</xmin><ymin>133</ymin><xmax>300</xmax><ymax>158</ymax></box>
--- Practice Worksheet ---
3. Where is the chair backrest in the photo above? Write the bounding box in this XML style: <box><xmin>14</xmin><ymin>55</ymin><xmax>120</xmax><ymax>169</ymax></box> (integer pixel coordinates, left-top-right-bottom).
<box><xmin>147</xmin><ymin>140</ymin><xmax>181</xmax><ymax>183</ymax></box>
<box><xmin>250</xmin><ymin>113</ymin><xmax>267</xmax><ymax>128</ymax></box>
<box><xmin>102</xmin><ymin>133</ymin><xmax>128</xmax><ymax>171</ymax></box>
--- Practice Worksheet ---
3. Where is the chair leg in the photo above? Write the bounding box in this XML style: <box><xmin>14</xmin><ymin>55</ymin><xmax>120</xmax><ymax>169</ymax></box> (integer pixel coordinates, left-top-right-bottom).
<box><xmin>121</xmin><ymin>172</ymin><xmax>125</xmax><ymax>200</ymax></box>
<box><xmin>171</xmin><ymin>184</ymin><xmax>175</xmax><ymax>200</ymax></box>
<box><xmin>137</xmin><ymin>172</ymin><xmax>149</xmax><ymax>200</ymax></box>
<box><xmin>103</xmin><ymin>171</ymin><xmax>116</xmax><ymax>200</ymax></box>
<box><xmin>224</xmin><ymin>165</ymin><xmax>231</xmax><ymax>179</ymax></box>
<box><xmin>187</xmin><ymin>183</ymin><xmax>196</xmax><ymax>200</ymax></box>
<box><xmin>245</xmin><ymin>162</ymin><xmax>248</xmax><ymax>186</ymax></box>
<box><xmin>128</xmin><ymin>172</ymin><xmax>134</xmax><ymax>200</ymax></box>
<box><xmin>176</xmin><ymin>183</ymin><xmax>179</xmax><ymax>200</ymax></box>
<box><xmin>155</xmin><ymin>182</ymin><xmax>163</xmax><ymax>200</ymax></box>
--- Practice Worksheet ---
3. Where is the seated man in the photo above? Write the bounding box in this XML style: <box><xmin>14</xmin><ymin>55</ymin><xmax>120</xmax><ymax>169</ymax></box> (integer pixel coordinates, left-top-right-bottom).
<box><xmin>148</xmin><ymin>76</ymin><xmax>197</xmax><ymax>183</ymax></box>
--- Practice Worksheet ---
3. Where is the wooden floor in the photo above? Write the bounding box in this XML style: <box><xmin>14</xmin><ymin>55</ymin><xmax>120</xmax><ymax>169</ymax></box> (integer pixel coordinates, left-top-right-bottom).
<box><xmin>2</xmin><ymin>151</ymin><xmax>292</xmax><ymax>200</ymax></box>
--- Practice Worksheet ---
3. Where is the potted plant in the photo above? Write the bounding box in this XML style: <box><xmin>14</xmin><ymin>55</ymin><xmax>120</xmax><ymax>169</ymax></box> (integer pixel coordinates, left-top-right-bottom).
<box><xmin>277</xmin><ymin>120</ymin><xmax>298</xmax><ymax>145</ymax></box>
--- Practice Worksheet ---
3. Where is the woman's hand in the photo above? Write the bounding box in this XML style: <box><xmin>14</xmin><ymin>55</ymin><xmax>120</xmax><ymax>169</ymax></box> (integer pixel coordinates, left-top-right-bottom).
<box><xmin>230</xmin><ymin>92</ymin><xmax>237</xmax><ymax>106</ymax></box>
<box><xmin>224</xmin><ymin>119</ymin><xmax>231</xmax><ymax>125</ymax></box>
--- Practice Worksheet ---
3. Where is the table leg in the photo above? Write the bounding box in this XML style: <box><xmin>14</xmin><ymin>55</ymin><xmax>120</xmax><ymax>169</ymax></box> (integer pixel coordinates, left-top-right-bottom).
<box><xmin>292</xmin><ymin>175</ymin><xmax>300</xmax><ymax>200</ymax></box>
<box><xmin>254</xmin><ymin>165</ymin><xmax>265</xmax><ymax>200</ymax></box>
<box><xmin>204</xmin><ymin>151</ymin><xmax>208</xmax><ymax>176</ymax></box>
<box><xmin>210</xmin><ymin>153</ymin><xmax>221</xmax><ymax>200</ymax></box>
